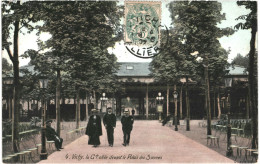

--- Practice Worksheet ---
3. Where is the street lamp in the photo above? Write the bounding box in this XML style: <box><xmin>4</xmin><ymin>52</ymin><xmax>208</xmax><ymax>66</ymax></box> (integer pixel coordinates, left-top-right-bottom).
<box><xmin>100</xmin><ymin>92</ymin><xmax>108</xmax><ymax>113</ymax></box>
<box><xmin>225</xmin><ymin>77</ymin><xmax>232</xmax><ymax>157</ymax></box>
<box><xmin>39</xmin><ymin>78</ymin><xmax>48</xmax><ymax>160</ymax></box>
<box><xmin>173</xmin><ymin>90</ymin><xmax>178</xmax><ymax>131</ymax></box>
<box><xmin>156</xmin><ymin>92</ymin><xmax>164</xmax><ymax>122</ymax></box>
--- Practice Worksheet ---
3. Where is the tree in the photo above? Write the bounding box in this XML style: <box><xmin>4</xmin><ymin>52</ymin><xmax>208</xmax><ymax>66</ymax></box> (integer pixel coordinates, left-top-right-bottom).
<box><xmin>2</xmin><ymin>1</ymin><xmax>44</xmax><ymax>154</ymax></box>
<box><xmin>150</xmin><ymin>27</ymin><xmax>198</xmax><ymax>130</ymax></box>
<box><xmin>36</xmin><ymin>1</ymin><xmax>122</xmax><ymax>130</ymax></box>
<box><xmin>231</xmin><ymin>53</ymin><xmax>249</xmax><ymax>69</ymax></box>
<box><xmin>2</xmin><ymin>58</ymin><xmax>13</xmax><ymax>76</ymax></box>
<box><xmin>167</xmin><ymin>1</ymin><xmax>234</xmax><ymax>135</ymax></box>
<box><xmin>235</xmin><ymin>1</ymin><xmax>257</xmax><ymax>149</ymax></box>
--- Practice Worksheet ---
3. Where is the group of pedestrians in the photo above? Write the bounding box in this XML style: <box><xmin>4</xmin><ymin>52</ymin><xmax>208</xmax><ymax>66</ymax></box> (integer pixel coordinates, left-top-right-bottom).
<box><xmin>85</xmin><ymin>107</ymin><xmax>134</xmax><ymax>147</ymax></box>
<box><xmin>44</xmin><ymin>107</ymin><xmax>134</xmax><ymax>151</ymax></box>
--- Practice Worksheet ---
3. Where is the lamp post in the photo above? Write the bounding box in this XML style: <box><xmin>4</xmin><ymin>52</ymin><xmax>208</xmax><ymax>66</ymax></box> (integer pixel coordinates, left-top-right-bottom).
<box><xmin>156</xmin><ymin>92</ymin><xmax>164</xmax><ymax>122</ymax></box>
<box><xmin>173</xmin><ymin>90</ymin><xmax>178</xmax><ymax>131</ymax></box>
<box><xmin>100</xmin><ymin>92</ymin><xmax>108</xmax><ymax>113</ymax></box>
<box><xmin>225</xmin><ymin>77</ymin><xmax>232</xmax><ymax>157</ymax></box>
<box><xmin>39</xmin><ymin>78</ymin><xmax>49</xmax><ymax>160</ymax></box>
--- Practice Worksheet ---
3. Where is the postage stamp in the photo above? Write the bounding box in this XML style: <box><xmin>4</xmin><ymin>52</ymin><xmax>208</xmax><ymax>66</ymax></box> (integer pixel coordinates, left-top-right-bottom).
<box><xmin>125</xmin><ymin>1</ymin><xmax>161</xmax><ymax>49</ymax></box>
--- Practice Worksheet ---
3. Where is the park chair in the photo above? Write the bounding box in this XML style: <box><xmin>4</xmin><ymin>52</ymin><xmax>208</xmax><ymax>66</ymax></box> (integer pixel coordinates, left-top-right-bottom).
<box><xmin>229</xmin><ymin>136</ymin><xmax>249</xmax><ymax>161</ymax></box>
<box><xmin>179</xmin><ymin>119</ymin><xmax>187</xmax><ymax>129</ymax></box>
<box><xmin>207</xmin><ymin>127</ymin><xmax>221</xmax><ymax>148</ymax></box>
<box><xmin>237</xmin><ymin>120</ymin><xmax>246</xmax><ymax>137</ymax></box>
<box><xmin>46</xmin><ymin>140</ymin><xmax>56</xmax><ymax>153</ymax></box>
<box><xmin>230</xmin><ymin>120</ymin><xmax>239</xmax><ymax>143</ymax></box>
<box><xmin>237</xmin><ymin>124</ymin><xmax>252</xmax><ymax>162</ymax></box>
<box><xmin>245</xmin><ymin>137</ymin><xmax>258</xmax><ymax>163</ymax></box>
<box><xmin>198</xmin><ymin>117</ymin><xmax>207</xmax><ymax>128</ymax></box>
<box><xmin>251</xmin><ymin>151</ymin><xmax>258</xmax><ymax>163</ymax></box>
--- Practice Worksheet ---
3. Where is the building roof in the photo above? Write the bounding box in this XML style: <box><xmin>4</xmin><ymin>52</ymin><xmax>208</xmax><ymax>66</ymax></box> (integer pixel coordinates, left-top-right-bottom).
<box><xmin>116</xmin><ymin>62</ymin><xmax>151</xmax><ymax>77</ymax></box>
<box><xmin>5</xmin><ymin>62</ymin><xmax>247</xmax><ymax>78</ymax></box>
<box><xmin>116</xmin><ymin>62</ymin><xmax>248</xmax><ymax>77</ymax></box>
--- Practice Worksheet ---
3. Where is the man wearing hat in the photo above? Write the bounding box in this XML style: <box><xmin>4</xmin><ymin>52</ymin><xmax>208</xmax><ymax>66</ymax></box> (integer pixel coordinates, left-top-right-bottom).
<box><xmin>103</xmin><ymin>107</ymin><xmax>116</xmax><ymax>147</ymax></box>
<box><xmin>121</xmin><ymin>109</ymin><xmax>134</xmax><ymax>146</ymax></box>
<box><xmin>85</xmin><ymin>109</ymin><xmax>102</xmax><ymax>147</ymax></box>
<box><xmin>46</xmin><ymin>120</ymin><xmax>63</xmax><ymax>151</ymax></box>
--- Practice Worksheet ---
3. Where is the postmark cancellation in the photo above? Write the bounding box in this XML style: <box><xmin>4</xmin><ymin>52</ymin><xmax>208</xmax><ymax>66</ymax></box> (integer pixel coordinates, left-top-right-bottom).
<box><xmin>124</xmin><ymin>1</ymin><xmax>161</xmax><ymax>47</ymax></box>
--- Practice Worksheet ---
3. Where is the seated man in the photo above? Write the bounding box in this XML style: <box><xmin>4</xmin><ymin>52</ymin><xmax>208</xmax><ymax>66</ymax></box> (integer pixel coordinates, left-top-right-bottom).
<box><xmin>46</xmin><ymin>120</ymin><xmax>63</xmax><ymax>151</ymax></box>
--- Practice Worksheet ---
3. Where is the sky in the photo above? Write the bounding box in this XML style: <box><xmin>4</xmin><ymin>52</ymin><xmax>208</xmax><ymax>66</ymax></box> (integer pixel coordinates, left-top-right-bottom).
<box><xmin>1</xmin><ymin>0</ymin><xmax>253</xmax><ymax>66</ymax></box>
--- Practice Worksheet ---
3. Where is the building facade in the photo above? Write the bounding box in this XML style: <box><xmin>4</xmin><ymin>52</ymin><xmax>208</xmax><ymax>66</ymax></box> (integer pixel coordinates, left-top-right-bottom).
<box><xmin>2</xmin><ymin>62</ymin><xmax>249</xmax><ymax>121</ymax></box>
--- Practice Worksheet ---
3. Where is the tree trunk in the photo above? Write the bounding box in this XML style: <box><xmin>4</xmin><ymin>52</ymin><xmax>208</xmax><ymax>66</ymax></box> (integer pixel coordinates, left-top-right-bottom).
<box><xmin>174</xmin><ymin>85</ymin><xmax>177</xmax><ymax>118</ymax></box>
<box><xmin>86</xmin><ymin>92</ymin><xmax>89</xmax><ymax>121</ymax></box>
<box><xmin>180</xmin><ymin>84</ymin><xmax>183</xmax><ymax>119</ymax></box>
<box><xmin>246</xmin><ymin>94</ymin><xmax>249</xmax><ymax>119</ymax></box>
<box><xmin>8</xmin><ymin>96</ymin><xmax>12</xmax><ymax>119</ymax></box>
<box><xmin>205</xmin><ymin>54</ymin><xmax>211</xmax><ymax>135</ymax></box>
<box><xmin>213</xmin><ymin>87</ymin><xmax>216</xmax><ymax>119</ymax></box>
<box><xmin>146</xmin><ymin>84</ymin><xmax>149</xmax><ymax>119</ymax></box>
<box><xmin>185</xmin><ymin>77</ymin><xmax>190</xmax><ymax>131</ymax></box>
<box><xmin>56</xmin><ymin>69</ymin><xmax>61</xmax><ymax>136</ymax></box>
<box><xmin>248</xmin><ymin>15</ymin><xmax>257</xmax><ymax>149</ymax></box>
<box><xmin>93</xmin><ymin>90</ymin><xmax>97</xmax><ymax>108</ymax></box>
<box><xmin>76</xmin><ymin>88</ymin><xmax>80</xmax><ymax>129</ymax></box>
<box><xmin>12</xmin><ymin>18</ymin><xmax>20</xmax><ymax>154</ymax></box>
<box><xmin>217</xmin><ymin>88</ymin><xmax>221</xmax><ymax>119</ymax></box>
<box><xmin>166</xmin><ymin>84</ymin><xmax>169</xmax><ymax>117</ymax></box>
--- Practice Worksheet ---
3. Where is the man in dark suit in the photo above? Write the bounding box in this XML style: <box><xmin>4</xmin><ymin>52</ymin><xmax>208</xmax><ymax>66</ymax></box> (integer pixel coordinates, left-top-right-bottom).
<box><xmin>46</xmin><ymin>120</ymin><xmax>63</xmax><ymax>151</ymax></box>
<box><xmin>103</xmin><ymin>107</ymin><xmax>116</xmax><ymax>147</ymax></box>
<box><xmin>121</xmin><ymin>109</ymin><xmax>134</xmax><ymax>146</ymax></box>
<box><xmin>131</xmin><ymin>109</ymin><xmax>135</xmax><ymax>116</ymax></box>
<box><xmin>85</xmin><ymin>109</ymin><xmax>102</xmax><ymax>147</ymax></box>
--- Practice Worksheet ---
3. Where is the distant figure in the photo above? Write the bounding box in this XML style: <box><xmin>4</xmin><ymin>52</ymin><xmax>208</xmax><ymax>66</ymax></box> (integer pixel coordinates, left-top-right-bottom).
<box><xmin>121</xmin><ymin>109</ymin><xmax>134</xmax><ymax>146</ymax></box>
<box><xmin>131</xmin><ymin>109</ymin><xmax>135</xmax><ymax>116</ymax></box>
<box><xmin>85</xmin><ymin>109</ymin><xmax>102</xmax><ymax>147</ymax></box>
<box><xmin>103</xmin><ymin>107</ymin><xmax>116</xmax><ymax>147</ymax></box>
<box><xmin>162</xmin><ymin>115</ymin><xmax>172</xmax><ymax>126</ymax></box>
<box><xmin>46</xmin><ymin>120</ymin><xmax>63</xmax><ymax>151</ymax></box>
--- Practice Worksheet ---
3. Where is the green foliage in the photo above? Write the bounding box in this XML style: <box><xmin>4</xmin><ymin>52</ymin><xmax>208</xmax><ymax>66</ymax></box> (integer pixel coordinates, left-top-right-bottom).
<box><xmin>150</xmin><ymin>28</ymin><xmax>198</xmax><ymax>84</ymax></box>
<box><xmin>151</xmin><ymin>1</ymin><xmax>232</xmax><ymax>85</ymax></box>
<box><xmin>231</xmin><ymin>53</ymin><xmax>249</xmax><ymax>69</ymax></box>
<box><xmin>2</xmin><ymin>58</ymin><xmax>12</xmax><ymax>76</ymax></box>
<box><xmin>234</xmin><ymin>1</ymin><xmax>257</xmax><ymax>30</ymax></box>
<box><xmin>15</xmin><ymin>1</ymin><xmax>123</xmax><ymax>100</ymax></box>
<box><xmin>36</xmin><ymin>1</ymin><xmax>122</xmax><ymax>96</ymax></box>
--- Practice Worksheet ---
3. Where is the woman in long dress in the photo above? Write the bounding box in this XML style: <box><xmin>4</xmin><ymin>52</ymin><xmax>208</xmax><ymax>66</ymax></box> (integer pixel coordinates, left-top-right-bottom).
<box><xmin>85</xmin><ymin>109</ymin><xmax>102</xmax><ymax>147</ymax></box>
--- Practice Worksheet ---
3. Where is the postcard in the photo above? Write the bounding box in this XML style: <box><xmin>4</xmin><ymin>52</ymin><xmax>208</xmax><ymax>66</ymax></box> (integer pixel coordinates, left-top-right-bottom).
<box><xmin>2</xmin><ymin>0</ymin><xmax>257</xmax><ymax>163</ymax></box>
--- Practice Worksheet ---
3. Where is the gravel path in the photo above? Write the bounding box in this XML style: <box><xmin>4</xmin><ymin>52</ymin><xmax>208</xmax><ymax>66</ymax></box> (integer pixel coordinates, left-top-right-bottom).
<box><xmin>38</xmin><ymin>120</ymin><xmax>234</xmax><ymax>163</ymax></box>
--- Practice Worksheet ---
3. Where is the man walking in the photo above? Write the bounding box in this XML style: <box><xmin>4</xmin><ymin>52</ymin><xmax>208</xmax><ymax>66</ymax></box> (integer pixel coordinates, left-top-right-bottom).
<box><xmin>46</xmin><ymin>120</ymin><xmax>63</xmax><ymax>151</ymax></box>
<box><xmin>85</xmin><ymin>109</ymin><xmax>102</xmax><ymax>147</ymax></box>
<box><xmin>121</xmin><ymin>109</ymin><xmax>134</xmax><ymax>146</ymax></box>
<box><xmin>103</xmin><ymin>107</ymin><xmax>116</xmax><ymax>147</ymax></box>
